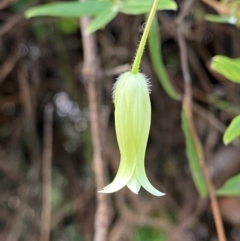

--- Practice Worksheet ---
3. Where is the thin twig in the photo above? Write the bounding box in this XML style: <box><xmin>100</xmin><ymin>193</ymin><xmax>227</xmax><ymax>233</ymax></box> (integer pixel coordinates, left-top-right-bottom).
<box><xmin>40</xmin><ymin>104</ymin><xmax>53</xmax><ymax>241</ymax></box>
<box><xmin>109</xmin><ymin>190</ymin><xmax>174</xmax><ymax>239</ymax></box>
<box><xmin>193</xmin><ymin>103</ymin><xmax>226</xmax><ymax>133</ymax></box>
<box><xmin>201</xmin><ymin>0</ymin><xmax>229</xmax><ymax>15</ymax></box>
<box><xmin>51</xmin><ymin>191</ymin><xmax>92</xmax><ymax>228</ymax></box>
<box><xmin>0</xmin><ymin>15</ymin><xmax>22</xmax><ymax>36</ymax></box>
<box><xmin>0</xmin><ymin>148</ymin><xmax>24</xmax><ymax>182</ymax></box>
<box><xmin>104</xmin><ymin>64</ymin><xmax>131</xmax><ymax>77</ymax></box>
<box><xmin>176</xmin><ymin>1</ymin><xmax>227</xmax><ymax>241</ymax></box>
<box><xmin>5</xmin><ymin>207</ymin><xmax>24</xmax><ymax>241</ymax></box>
<box><xmin>79</xmin><ymin>14</ymin><xmax>111</xmax><ymax>241</ymax></box>
<box><xmin>168</xmin><ymin>199</ymin><xmax>207</xmax><ymax>241</ymax></box>
<box><xmin>0</xmin><ymin>0</ymin><xmax>17</xmax><ymax>9</ymax></box>
<box><xmin>0</xmin><ymin>48</ymin><xmax>20</xmax><ymax>86</ymax></box>
<box><xmin>3</xmin><ymin>185</ymin><xmax>28</xmax><ymax>241</ymax></box>
<box><xmin>18</xmin><ymin>66</ymin><xmax>41</xmax><ymax>180</ymax></box>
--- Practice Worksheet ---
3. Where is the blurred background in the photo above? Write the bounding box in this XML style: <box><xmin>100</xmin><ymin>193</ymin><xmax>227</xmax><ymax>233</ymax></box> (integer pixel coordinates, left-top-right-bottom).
<box><xmin>0</xmin><ymin>0</ymin><xmax>240</xmax><ymax>241</ymax></box>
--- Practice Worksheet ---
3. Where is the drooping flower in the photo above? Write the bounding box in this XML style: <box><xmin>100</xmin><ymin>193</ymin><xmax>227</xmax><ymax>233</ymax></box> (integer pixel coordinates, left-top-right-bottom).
<box><xmin>99</xmin><ymin>71</ymin><xmax>165</xmax><ymax>196</ymax></box>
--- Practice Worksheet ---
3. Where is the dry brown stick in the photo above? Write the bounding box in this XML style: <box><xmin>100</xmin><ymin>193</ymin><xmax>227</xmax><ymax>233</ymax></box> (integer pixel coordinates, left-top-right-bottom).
<box><xmin>0</xmin><ymin>0</ymin><xmax>17</xmax><ymax>9</ymax></box>
<box><xmin>176</xmin><ymin>1</ymin><xmax>227</xmax><ymax>241</ymax></box>
<box><xmin>2</xmin><ymin>184</ymin><xmax>28</xmax><ymax>241</ymax></box>
<box><xmin>5</xmin><ymin>208</ymin><xmax>23</xmax><ymax>241</ymax></box>
<box><xmin>79</xmin><ymin>16</ymin><xmax>111</xmax><ymax>241</ymax></box>
<box><xmin>115</xmin><ymin>194</ymin><xmax>173</xmax><ymax>234</ymax></box>
<box><xmin>18</xmin><ymin>68</ymin><xmax>34</xmax><ymax>128</ymax></box>
<box><xmin>193</xmin><ymin>103</ymin><xmax>226</xmax><ymax>133</ymax></box>
<box><xmin>104</xmin><ymin>63</ymin><xmax>131</xmax><ymax>77</ymax></box>
<box><xmin>40</xmin><ymin>104</ymin><xmax>53</xmax><ymax>241</ymax></box>
<box><xmin>0</xmin><ymin>15</ymin><xmax>22</xmax><ymax>36</ymax></box>
<box><xmin>18</xmin><ymin>66</ymin><xmax>41</xmax><ymax>180</ymax></box>
<box><xmin>201</xmin><ymin>0</ymin><xmax>229</xmax><ymax>15</ymax></box>
<box><xmin>0</xmin><ymin>148</ymin><xmax>25</xmax><ymax>182</ymax></box>
<box><xmin>51</xmin><ymin>190</ymin><xmax>93</xmax><ymax>228</ymax></box>
<box><xmin>0</xmin><ymin>48</ymin><xmax>20</xmax><ymax>85</ymax></box>
<box><xmin>168</xmin><ymin>199</ymin><xmax>207</xmax><ymax>241</ymax></box>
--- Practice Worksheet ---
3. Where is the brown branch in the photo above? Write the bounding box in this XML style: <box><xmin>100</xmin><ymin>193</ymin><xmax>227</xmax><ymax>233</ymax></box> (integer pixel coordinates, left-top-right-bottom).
<box><xmin>2</xmin><ymin>184</ymin><xmax>28</xmax><ymax>241</ymax></box>
<box><xmin>0</xmin><ymin>48</ymin><xmax>20</xmax><ymax>86</ymax></box>
<box><xmin>104</xmin><ymin>63</ymin><xmax>131</xmax><ymax>77</ymax></box>
<box><xmin>79</xmin><ymin>15</ymin><xmax>111</xmax><ymax>241</ymax></box>
<box><xmin>51</xmin><ymin>191</ymin><xmax>92</xmax><ymax>228</ymax></box>
<box><xmin>40</xmin><ymin>104</ymin><xmax>53</xmax><ymax>241</ymax></box>
<box><xmin>0</xmin><ymin>0</ymin><xmax>17</xmax><ymax>9</ymax></box>
<box><xmin>176</xmin><ymin>1</ymin><xmax>227</xmax><ymax>241</ymax></box>
<box><xmin>108</xmin><ymin>190</ymin><xmax>176</xmax><ymax>240</ymax></box>
<box><xmin>0</xmin><ymin>15</ymin><xmax>22</xmax><ymax>36</ymax></box>
<box><xmin>193</xmin><ymin>103</ymin><xmax>226</xmax><ymax>133</ymax></box>
<box><xmin>5</xmin><ymin>209</ymin><xmax>23</xmax><ymax>241</ymax></box>
<box><xmin>0</xmin><ymin>148</ymin><xmax>24</xmax><ymax>182</ymax></box>
<box><xmin>18</xmin><ymin>66</ymin><xmax>41</xmax><ymax>180</ymax></box>
<box><xmin>201</xmin><ymin>0</ymin><xmax>229</xmax><ymax>15</ymax></box>
<box><xmin>168</xmin><ymin>200</ymin><xmax>207</xmax><ymax>241</ymax></box>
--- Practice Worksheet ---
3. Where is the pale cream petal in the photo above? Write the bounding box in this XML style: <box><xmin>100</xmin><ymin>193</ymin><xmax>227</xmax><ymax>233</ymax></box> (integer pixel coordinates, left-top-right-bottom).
<box><xmin>136</xmin><ymin>161</ymin><xmax>165</xmax><ymax>196</ymax></box>
<box><xmin>127</xmin><ymin>171</ymin><xmax>141</xmax><ymax>194</ymax></box>
<box><xmin>99</xmin><ymin>156</ymin><xmax>135</xmax><ymax>193</ymax></box>
<box><xmin>101</xmin><ymin>72</ymin><xmax>165</xmax><ymax>196</ymax></box>
<box><xmin>129</xmin><ymin>73</ymin><xmax>165</xmax><ymax>196</ymax></box>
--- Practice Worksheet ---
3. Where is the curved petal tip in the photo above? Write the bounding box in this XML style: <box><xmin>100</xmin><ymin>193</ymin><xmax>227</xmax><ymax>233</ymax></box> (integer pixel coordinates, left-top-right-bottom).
<box><xmin>127</xmin><ymin>173</ymin><xmax>141</xmax><ymax>194</ymax></box>
<box><xmin>154</xmin><ymin>191</ymin><xmax>166</xmax><ymax>197</ymax></box>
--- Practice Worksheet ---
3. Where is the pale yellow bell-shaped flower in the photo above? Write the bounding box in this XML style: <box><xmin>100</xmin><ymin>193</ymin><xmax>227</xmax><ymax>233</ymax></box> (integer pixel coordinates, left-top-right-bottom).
<box><xmin>99</xmin><ymin>72</ymin><xmax>165</xmax><ymax>196</ymax></box>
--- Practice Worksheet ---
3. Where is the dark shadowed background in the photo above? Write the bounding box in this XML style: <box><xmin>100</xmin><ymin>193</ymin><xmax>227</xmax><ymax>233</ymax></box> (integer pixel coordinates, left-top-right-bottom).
<box><xmin>0</xmin><ymin>0</ymin><xmax>240</xmax><ymax>241</ymax></box>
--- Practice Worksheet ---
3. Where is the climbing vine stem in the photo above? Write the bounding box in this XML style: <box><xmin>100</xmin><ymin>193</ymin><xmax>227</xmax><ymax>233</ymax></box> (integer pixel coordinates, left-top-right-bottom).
<box><xmin>131</xmin><ymin>0</ymin><xmax>159</xmax><ymax>74</ymax></box>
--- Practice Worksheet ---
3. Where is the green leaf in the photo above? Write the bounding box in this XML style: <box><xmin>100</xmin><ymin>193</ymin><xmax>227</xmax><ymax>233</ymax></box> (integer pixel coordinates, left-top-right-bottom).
<box><xmin>216</xmin><ymin>174</ymin><xmax>240</xmax><ymax>196</ymax></box>
<box><xmin>55</xmin><ymin>18</ymin><xmax>79</xmax><ymax>34</ymax></box>
<box><xmin>205</xmin><ymin>14</ymin><xmax>237</xmax><ymax>25</ymax></box>
<box><xmin>208</xmin><ymin>95</ymin><xmax>240</xmax><ymax>115</ymax></box>
<box><xmin>12</xmin><ymin>0</ymin><xmax>33</xmax><ymax>12</ymax></box>
<box><xmin>211</xmin><ymin>55</ymin><xmax>240</xmax><ymax>83</ymax></box>
<box><xmin>87</xmin><ymin>6</ymin><xmax>117</xmax><ymax>33</ymax></box>
<box><xmin>223</xmin><ymin>115</ymin><xmax>240</xmax><ymax>145</ymax></box>
<box><xmin>121</xmin><ymin>0</ymin><xmax>177</xmax><ymax>15</ymax></box>
<box><xmin>147</xmin><ymin>16</ymin><xmax>180</xmax><ymax>100</ymax></box>
<box><xmin>181</xmin><ymin>109</ymin><xmax>208</xmax><ymax>198</ymax></box>
<box><xmin>134</xmin><ymin>226</ymin><xmax>167</xmax><ymax>241</ymax></box>
<box><xmin>25</xmin><ymin>1</ymin><xmax>111</xmax><ymax>18</ymax></box>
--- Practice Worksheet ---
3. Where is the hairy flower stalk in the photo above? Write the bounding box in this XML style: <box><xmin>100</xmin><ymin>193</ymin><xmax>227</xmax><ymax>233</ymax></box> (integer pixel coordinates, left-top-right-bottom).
<box><xmin>99</xmin><ymin>72</ymin><xmax>165</xmax><ymax>196</ymax></box>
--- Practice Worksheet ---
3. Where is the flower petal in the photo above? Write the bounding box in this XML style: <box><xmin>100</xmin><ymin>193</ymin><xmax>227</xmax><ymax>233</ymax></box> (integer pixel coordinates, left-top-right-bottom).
<box><xmin>101</xmin><ymin>72</ymin><xmax>165</xmax><ymax>196</ymax></box>
<box><xmin>127</xmin><ymin>170</ymin><xmax>141</xmax><ymax>194</ymax></box>
<box><xmin>130</xmin><ymin>73</ymin><xmax>165</xmax><ymax>196</ymax></box>
<box><xmin>100</xmin><ymin>72</ymin><xmax>138</xmax><ymax>194</ymax></box>
<box><xmin>136</xmin><ymin>162</ymin><xmax>165</xmax><ymax>196</ymax></box>
<box><xmin>99</xmin><ymin>156</ymin><xmax>135</xmax><ymax>193</ymax></box>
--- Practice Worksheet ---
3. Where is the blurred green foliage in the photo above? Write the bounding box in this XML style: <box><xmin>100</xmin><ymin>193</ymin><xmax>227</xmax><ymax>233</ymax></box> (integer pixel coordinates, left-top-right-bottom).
<box><xmin>147</xmin><ymin>16</ymin><xmax>180</xmax><ymax>100</ymax></box>
<box><xmin>134</xmin><ymin>226</ymin><xmax>166</xmax><ymax>241</ymax></box>
<box><xmin>211</xmin><ymin>55</ymin><xmax>240</xmax><ymax>83</ymax></box>
<box><xmin>223</xmin><ymin>115</ymin><xmax>240</xmax><ymax>145</ymax></box>
<box><xmin>205</xmin><ymin>0</ymin><xmax>240</xmax><ymax>27</ymax></box>
<box><xmin>216</xmin><ymin>174</ymin><xmax>240</xmax><ymax>196</ymax></box>
<box><xmin>25</xmin><ymin>0</ymin><xmax>177</xmax><ymax>33</ymax></box>
<box><xmin>209</xmin><ymin>9</ymin><xmax>240</xmax><ymax>202</ymax></box>
<box><xmin>51</xmin><ymin>169</ymin><xmax>68</xmax><ymax>208</ymax></box>
<box><xmin>210</xmin><ymin>56</ymin><xmax>240</xmax><ymax>146</ymax></box>
<box><xmin>181</xmin><ymin>109</ymin><xmax>208</xmax><ymax>198</ymax></box>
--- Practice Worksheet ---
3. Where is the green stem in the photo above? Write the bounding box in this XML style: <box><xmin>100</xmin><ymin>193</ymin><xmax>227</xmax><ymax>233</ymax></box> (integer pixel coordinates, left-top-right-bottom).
<box><xmin>131</xmin><ymin>0</ymin><xmax>159</xmax><ymax>74</ymax></box>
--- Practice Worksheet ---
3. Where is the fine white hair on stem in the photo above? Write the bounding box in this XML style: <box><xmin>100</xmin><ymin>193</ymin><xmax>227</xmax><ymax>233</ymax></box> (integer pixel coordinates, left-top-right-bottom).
<box><xmin>144</xmin><ymin>75</ymin><xmax>152</xmax><ymax>94</ymax></box>
<box><xmin>112</xmin><ymin>72</ymin><xmax>125</xmax><ymax>102</ymax></box>
<box><xmin>131</xmin><ymin>40</ymin><xmax>146</xmax><ymax>72</ymax></box>
<box><xmin>112</xmin><ymin>72</ymin><xmax>152</xmax><ymax>102</ymax></box>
